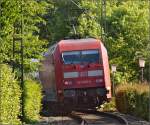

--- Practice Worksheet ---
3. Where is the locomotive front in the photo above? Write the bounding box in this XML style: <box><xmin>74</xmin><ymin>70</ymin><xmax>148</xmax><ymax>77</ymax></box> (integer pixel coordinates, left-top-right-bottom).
<box><xmin>53</xmin><ymin>38</ymin><xmax>111</xmax><ymax>108</ymax></box>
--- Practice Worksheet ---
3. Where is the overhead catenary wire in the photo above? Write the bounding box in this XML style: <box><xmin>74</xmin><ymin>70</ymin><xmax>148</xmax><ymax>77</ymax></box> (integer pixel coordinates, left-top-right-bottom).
<box><xmin>73</xmin><ymin>24</ymin><xmax>77</xmax><ymax>34</ymax></box>
<box><xmin>69</xmin><ymin>0</ymin><xmax>97</xmax><ymax>20</ymax></box>
<box><xmin>68</xmin><ymin>0</ymin><xmax>93</xmax><ymax>36</ymax></box>
<box><xmin>70</xmin><ymin>0</ymin><xmax>82</xmax><ymax>9</ymax></box>
<box><xmin>68</xmin><ymin>0</ymin><xmax>106</xmax><ymax>43</ymax></box>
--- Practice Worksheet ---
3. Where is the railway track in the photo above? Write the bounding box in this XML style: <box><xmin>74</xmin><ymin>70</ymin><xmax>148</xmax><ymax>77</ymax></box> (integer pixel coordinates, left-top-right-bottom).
<box><xmin>39</xmin><ymin>109</ymin><xmax>150</xmax><ymax>125</ymax></box>
<box><xmin>70</xmin><ymin>109</ymin><xmax>128</xmax><ymax>125</ymax></box>
<box><xmin>39</xmin><ymin>110</ymin><xmax>128</xmax><ymax>125</ymax></box>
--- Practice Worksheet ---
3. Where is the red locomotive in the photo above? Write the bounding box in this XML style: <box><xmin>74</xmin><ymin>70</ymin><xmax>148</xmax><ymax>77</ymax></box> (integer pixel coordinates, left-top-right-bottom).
<box><xmin>39</xmin><ymin>38</ymin><xmax>111</xmax><ymax>111</ymax></box>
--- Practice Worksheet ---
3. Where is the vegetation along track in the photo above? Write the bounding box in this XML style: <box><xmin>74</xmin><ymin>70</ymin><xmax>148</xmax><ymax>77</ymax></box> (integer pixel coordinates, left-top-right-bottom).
<box><xmin>70</xmin><ymin>109</ymin><xmax>128</xmax><ymax>125</ymax></box>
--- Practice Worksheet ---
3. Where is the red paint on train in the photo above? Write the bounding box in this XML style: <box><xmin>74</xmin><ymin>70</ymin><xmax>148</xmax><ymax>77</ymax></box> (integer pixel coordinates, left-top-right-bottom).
<box><xmin>39</xmin><ymin>38</ymin><xmax>111</xmax><ymax>109</ymax></box>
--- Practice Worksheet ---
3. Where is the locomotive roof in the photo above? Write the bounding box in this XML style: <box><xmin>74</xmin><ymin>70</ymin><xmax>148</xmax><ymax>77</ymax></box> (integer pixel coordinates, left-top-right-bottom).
<box><xmin>44</xmin><ymin>38</ymin><xmax>104</xmax><ymax>56</ymax></box>
<box><xmin>58</xmin><ymin>38</ymin><xmax>103</xmax><ymax>52</ymax></box>
<box><xmin>59</xmin><ymin>38</ymin><xmax>100</xmax><ymax>44</ymax></box>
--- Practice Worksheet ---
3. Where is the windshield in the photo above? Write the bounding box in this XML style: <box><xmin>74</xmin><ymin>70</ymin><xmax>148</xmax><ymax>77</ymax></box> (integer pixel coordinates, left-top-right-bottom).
<box><xmin>62</xmin><ymin>50</ymin><xmax>100</xmax><ymax>64</ymax></box>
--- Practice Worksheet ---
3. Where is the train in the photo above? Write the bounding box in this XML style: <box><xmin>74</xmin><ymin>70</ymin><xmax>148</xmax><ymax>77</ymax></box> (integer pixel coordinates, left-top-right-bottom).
<box><xmin>39</xmin><ymin>38</ymin><xmax>111</xmax><ymax>112</ymax></box>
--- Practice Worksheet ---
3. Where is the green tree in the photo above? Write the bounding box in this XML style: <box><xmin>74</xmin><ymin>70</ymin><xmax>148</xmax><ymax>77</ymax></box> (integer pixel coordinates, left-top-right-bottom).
<box><xmin>39</xmin><ymin>0</ymin><xmax>86</xmax><ymax>43</ymax></box>
<box><xmin>37</xmin><ymin>0</ymin><xmax>149</xmax><ymax>82</ymax></box>
<box><xmin>0</xmin><ymin>0</ymin><xmax>48</xmax><ymax>73</ymax></box>
<box><xmin>76</xmin><ymin>0</ymin><xmax>102</xmax><ymax>38</ymax></box>
<box><xmin>106</xmin><ymin>1</ymin><xmax>149</xmax><ymax>82</ymax></box>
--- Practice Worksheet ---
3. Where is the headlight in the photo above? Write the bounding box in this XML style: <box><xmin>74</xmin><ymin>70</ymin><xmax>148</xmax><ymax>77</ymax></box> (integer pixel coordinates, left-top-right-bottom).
<box><xmin>64</xmin><ymin>81</ymin><xmax>73</xmax><ymax>85</ymax></box>
<box><xmin>64</xmin><ymin>81</ymin><xmax>69</xmax><ymax>85</ymax></box>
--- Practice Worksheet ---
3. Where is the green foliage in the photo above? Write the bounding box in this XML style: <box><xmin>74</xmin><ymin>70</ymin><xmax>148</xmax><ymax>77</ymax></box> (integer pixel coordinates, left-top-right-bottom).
<box><xmin>1</xmin><ymin>0</ymin><xmax>149</xmax><ymax>81</ymax></box>
<box><xmin>40</xmin><ymin>0</ymin><xmax>80</xmax><ymax>42</ymax></box>
<box><xmin>106</xmin><ymin>1</ymin><xmax>149</xmax><ymax>81</ymax></box>
<box><xmin>76</xmin><ymin>0</ymin><xmax>102</xmax><ymax>38</ymax></box>
<box><xmin>115</xmin><ymin>84</ymin><xmax>149</xmax><ymax>120</ymax></box>
<box><xmin>99</xmin><ymin>97</ymin><xmax>116</xmax><ymax>112</ymax></box>
<box><xmin>41</xmin><ymin>0</ymin><xmax>149</xmax><ymax>82</ymax></box>
<box><xmin>23</xmin><ymin>79</ymin><xmax>42</xmax><ymax>123</ymax></box>
<box><xmin>0</xmin><ymin>0</ymin><xmax>48</xmax><ymax>72</ymax></box>
<box><xmin>0</xmin><ymin>64</ymin><xmax>21</xmax><ymax>125</ymax></box>
<box><xmin>40</xmin><ymin>0</ymin><xmax>102</xmax><ymax>42</ymax></box>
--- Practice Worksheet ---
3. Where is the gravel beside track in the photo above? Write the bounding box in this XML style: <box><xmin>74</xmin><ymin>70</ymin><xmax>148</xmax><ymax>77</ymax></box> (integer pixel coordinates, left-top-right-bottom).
<box><xmin>38</xmin><ymin>116</ymin><xmax>78</xmax><ymax>125</ymax></box>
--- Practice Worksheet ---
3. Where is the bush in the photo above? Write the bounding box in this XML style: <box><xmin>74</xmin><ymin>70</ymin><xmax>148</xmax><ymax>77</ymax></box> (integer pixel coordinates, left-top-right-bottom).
<box><xmin>23</xmin><ymin>79</ymin><xmax>42</xmax><ymax>123</ymax></box>
<box><xmin>115</xmin><ymin>83</ymin><xmax>149</xmax><ymax>120</ymax></box>
<box><xmin>99</xmin><ymin>97</ymin><xmax>116</xmax><ymax>112</ymax></box>
<box><xmin>0</xmin><ymin>64</ymin><xmax>21</xmax><ymax>125</ymax></box>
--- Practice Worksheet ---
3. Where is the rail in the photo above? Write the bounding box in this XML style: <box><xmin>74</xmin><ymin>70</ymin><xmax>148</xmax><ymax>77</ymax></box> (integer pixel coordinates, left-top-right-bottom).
<box><xmin>71</xmin><ymin>109</ymin><xmax>128</xmax><ymax>125</ymax></box>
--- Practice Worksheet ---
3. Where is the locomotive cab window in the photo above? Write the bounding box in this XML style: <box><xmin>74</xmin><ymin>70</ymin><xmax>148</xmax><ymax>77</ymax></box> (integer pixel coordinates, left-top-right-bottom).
<box><xmin>62</xmin><ymin>51</ymin><xmax>80</xmax><ymax>64</ymax></box>
<box><xmin>62</xmin><ymin>50</ymin><xmax>100</xmax><ymax>64</ymax></box>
